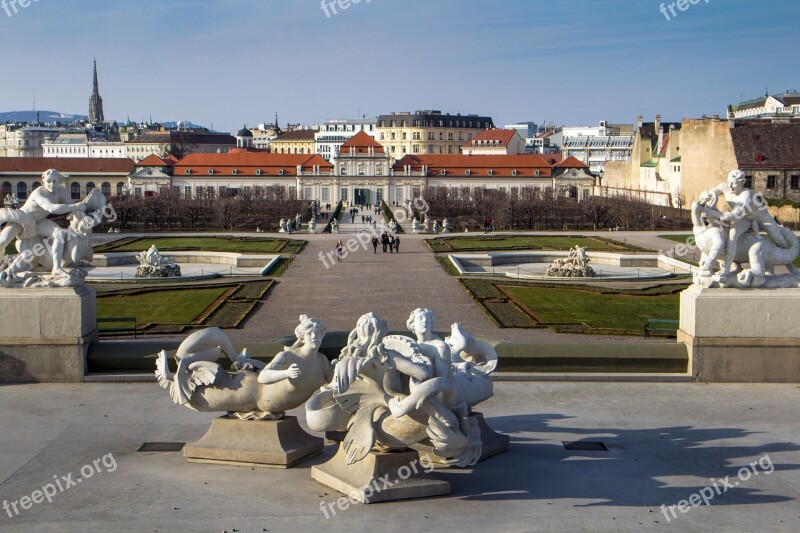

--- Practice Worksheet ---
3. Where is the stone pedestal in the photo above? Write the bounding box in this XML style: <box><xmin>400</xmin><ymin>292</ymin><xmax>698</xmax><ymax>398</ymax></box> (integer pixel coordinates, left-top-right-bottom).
<box><xmin>679</xmin><ymin>285</ymin><xmax>800</xmax><ymax>382</ymax></box>
<box><xmin>183</xmin><ymin>416</ymin><xmax>323</xmax><ymax>468</ymax></box>
<box><xmin>0</xmin><ymin>286</ymin><xmax>97</xmax><ymax>383</ymax></box>
<box><xmin>312</xmin><ymin>447</ymin><xmax>450</xmax><ymax>503</ymax></box>
<box><xmin>412</xmin><ymin>412</ymin><xmax>510</xmax><ymax>468</ymax></box>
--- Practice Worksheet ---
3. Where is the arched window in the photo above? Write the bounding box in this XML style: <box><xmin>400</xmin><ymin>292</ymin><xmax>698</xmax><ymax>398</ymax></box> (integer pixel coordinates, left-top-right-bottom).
<box><xmin>2</xmin><ymin>182</ymin><xmax>12</xmax><ymax>197</ymax></box>
<box><xmin>17</xmin><ymin>182</ymin><xmax>27</xmax><ymax>199</ymax></box>
<box><xmin>86</xmin><ymin>182</ymin><xmax>96</xmax><ymax>192</ymax></box>
<box><xmin>101</xmin><ymin>182</ymin><xmax>111</xmax><ymax>196</ymax></box>
<box><xmin>71</xmin><ymin>182</ymin><xmax>81</xmax><ymax>200</ymax></box>
<box><xmin>116</xmin><ymin>182</ymin><xmax>124</xmax><ymax>196</ymax></box>
<box><xmin>32</xmin><ymin>182</ymin><xmax>40</xmax><ymax>190</ymax></box>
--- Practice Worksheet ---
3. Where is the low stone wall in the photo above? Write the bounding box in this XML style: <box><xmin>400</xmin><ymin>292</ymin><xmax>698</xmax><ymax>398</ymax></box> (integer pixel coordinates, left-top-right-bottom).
<box><xmin>448</xmin><ymin>251</ymin><xmax>693</xmax><ymax>277</ymax></box>
<box><xmin>92</xmin><ymin>252</ymin><xmax>278</xmax><ymax>269</ymax></box>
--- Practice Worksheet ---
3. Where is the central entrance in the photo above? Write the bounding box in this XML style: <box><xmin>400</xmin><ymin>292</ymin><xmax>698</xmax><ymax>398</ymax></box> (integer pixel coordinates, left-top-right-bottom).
<box><xmin>354</xmin><ymin>188</ymin><xmax>370</xmax><ymax>205</ymax></box>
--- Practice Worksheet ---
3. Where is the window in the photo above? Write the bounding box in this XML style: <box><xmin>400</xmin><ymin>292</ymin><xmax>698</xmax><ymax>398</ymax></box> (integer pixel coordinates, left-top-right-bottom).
<box><xmin>208</xmin><ymin>169</ymin><xmax>214</xmax><ymax>175</ymax></box>
<box><xmin>465</xmin><ymin>170</ymin><xmax>471</xmax><ymax>176</ymax></box>
<box><xmin>32</xmin><ymin>182</ymin><xmax>40</xmax><ymax>190</ymax></box>
<box><xmin>86</xmin><ymin>182</ymin><xmax>96</xmax><ymax>192</ymax></box>
<box><xmin>441</xmin><ymin>170</ymin><xmax>447</xmax><ymax>176</ymax></box>
<box><xmin>413</xmin><ymin>145</ymin><xmax>420</xmax><ymax>153</ymax></box>
<box><xmin>278</xmin><ymin>169</ymin><xmax>285</xmax><ymax>176</ymax></box>
<box><xmin>512</xmin><ymin>170</ymin><xmax>518</xmax><ymax>176</ymax></box>
<box><xmin>447</xmin><ymin>132</ymin><xmax>453</xmax><ymax>140</ymax></box>
<box><xmin>16</xmin><ymin>182</ymin><xmax>27</xmax><ymax>199</ymax></box>
<box><xmin>256</xmin><ymin>169</ymin><xmax>262</xmax><ymax>176</ymax></box>
<box><xmin>487</xmin><ymin>170</ymin><xmax>493</xmax><ymax>176</ymax></box>
<box><xmin>340</xmin><ymin>187</ymin><xmax>348</xmax><ymax>201</ymax></box>
<box><xmin>321</xmin><ymin>187</ymin><xmax>330</xmax><ymax>202</ymax></box>
<box><xmin>71</xmin><ymin>182</ymin><xmax>81</xmax><ymax>200</ymax></box>
<box><xmin>304</xmin><ymin>187</ymin><xmax>312</xmax><ymax>200</ymax></box>
<box><xmin>767</xmin><ymin>175</ymin><xmax>777</xmax><ymax>189</ymax></box>
<box><xmin>791</xmin><ymin>175</ymin><xmax>800</xmax><ymax>189</ymax></box>
<box><xmin>117</xmin><ymin>182</ymin><xmax>124</xmax><ymax>195</ymax></box>
<box><xmin>184</xmin><ymin>186</ymin><xmax>192</xmax><ymax>198</ymax></box>
<box><xmin>376</xmin><ymin>166</ymin><xmax>383</xmax><ymax>175</ymax></box>
<box><xmin>744</xmin><ymin>175</ymin><xmax>753</xmax><ymax>189</ymax></box>
<box><xmin>288</xmin><ymin>186</ymin><xmax>296</xmax><ymax>199</ymax></box>
<box><xmin>232</xmin><ymin>169</ymin><xmax>238</xmax><ymax>175</ymax></box>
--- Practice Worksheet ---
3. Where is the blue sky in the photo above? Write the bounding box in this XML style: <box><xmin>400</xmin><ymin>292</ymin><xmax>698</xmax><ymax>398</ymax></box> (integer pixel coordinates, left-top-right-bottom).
<box><xmin>1</xmin><ymin>0</ymin><xmax>798</xmax><ymax>132</ymax></box>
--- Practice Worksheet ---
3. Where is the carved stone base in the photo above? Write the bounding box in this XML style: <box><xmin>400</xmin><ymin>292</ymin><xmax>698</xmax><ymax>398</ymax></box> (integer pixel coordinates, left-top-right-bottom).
<box><xmin>183</xmin><ymin>416</ymin><xmax>322</xmax><ymax>468</ymax></box>
<box><xmin>680</xmin><ymin>285</ymin><xmax>800</xmax><ymax>382</ymax></box>
<box><xmin>311</xmin><ymin>447</ymin><xmax>450</xmax><ymax>503</ymax></box>
<box><xmin>412</xmin><ymin>412</ymin><xmax>510</xmax><ymax>468</ymax></box>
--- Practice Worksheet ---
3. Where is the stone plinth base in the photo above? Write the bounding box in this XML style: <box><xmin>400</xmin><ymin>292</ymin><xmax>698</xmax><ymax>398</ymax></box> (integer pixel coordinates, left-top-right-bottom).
<box><xmin>311</xmin><ymin>447</ymin><xmax>450</xmax><ymax>503</ymax></box>
<box><xmin>0</xmin><ymin>286</ymin><xmax>97</xmax><ymax>383</ymax></box>
<box><xmin>412</xmin><ymin>412</ymin><xmax>510</xmax><ymax>468</ymax></box>
<box><xmin>184</xmin><ymin>416</ymin><xmax>323</xmax><ymax>468</ymax></box>
<box><xmin>680</xmin><ymin>285</ymin><xmax>800</xmax><ymax>382</ymax></box>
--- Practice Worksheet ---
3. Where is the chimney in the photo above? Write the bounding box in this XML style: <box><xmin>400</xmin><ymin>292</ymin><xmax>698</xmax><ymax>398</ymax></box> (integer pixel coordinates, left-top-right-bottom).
<box><xmin>654</xmin><ymin>114</ymin><xmax>661</xmax><ymax>133</ymax></box>
<box><xmin>636</xmin><ymin>115</ymin><xmax>643</xmax><ymax>131</ymax></box>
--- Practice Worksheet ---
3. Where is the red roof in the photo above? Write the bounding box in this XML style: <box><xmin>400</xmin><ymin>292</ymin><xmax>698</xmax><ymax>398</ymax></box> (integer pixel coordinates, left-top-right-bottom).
<box><xmin>338</xmin><ymin>131</ymin><xmax>385</xmax><ymax>154</ymax></box>
<box><xmin>272</xmin><ymin>129</ymin><xmax>317</xmax><ymax>142</ymax></box>
<box><xmin>393</xmin><ymin>154</ymin><xmax>559</xmax><ymax>178</ymax></box>
<box><xmin>0</xmin><ymin>157</ymin><xmax>135</xmax><ymax>174</ymax></box>
<box><xmin>175</xmin><ymin>151</ymin><xmax>332</xmax><ymax>177</ymax></box>
<box><xmin>553</xmin><ymin>156</ymin><xmax>588</xmax><ymax>169</ymax></box>
<box><xmin>137</xmin><ymin>154</ymin><xmax>173</xmax><ymax>167</ymax></box>
<box><xmin>462</xmin><ymin>129</ymin><xmax>517</xmax><ymax>148</ymax></box>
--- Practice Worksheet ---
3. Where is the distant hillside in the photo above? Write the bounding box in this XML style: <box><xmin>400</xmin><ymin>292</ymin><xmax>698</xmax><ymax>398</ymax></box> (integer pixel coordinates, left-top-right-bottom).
<box><xmin>1</xmin><ymin>111</ymin><xmax>215</xmax><ymax>131</ymax></box>
<box><xmin>0</xmin><ymin>110</ymin><xmax>88</xmax><ymax>124</ymax></box>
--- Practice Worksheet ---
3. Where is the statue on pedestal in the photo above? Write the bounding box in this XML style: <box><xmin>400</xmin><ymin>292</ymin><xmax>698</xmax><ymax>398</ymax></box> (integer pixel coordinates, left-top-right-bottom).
<box><xmin>411</xmin><ymin>218</ymin><xmax>420</xmax><ymax>234</ymax></box>
<box><xmin>308</xmin><ymin>217</ymin><xmax>317</xmax><ymax>233</ymax></box>
<box><xmin>278</xmin><ymin>218</ymin><xmax>288</xmax><ymax>233</ymax></box>
<box><xmin>442</xmin><ymin>218</ymin><xmax>450</xmax><ymax>233</ymax></box>
<box><xmin>421</xmin><ymin>214</ymin><xmax>430</xmax><ymax>233</ymax></box>
<box><xmin>692</xmin><ymin>169</ymin><xmax>799</xmax><ymax>288</ymax></box>
<box><xmin>0</xmin><ymin>169</ymin><xmax>106</xmax><ymax>288</ymax></box>
<box><xmin>389</xmin><ymin>219</ymin><xmax>398</xmax><ymax>234</ymax></box>
<box><xmin>306</xmin><ymin>309</ymin><xmax>498</xmax><ymax>468</ymax></box>
<box><xmin>331</xmin><ymin>218</ymin><xmax>339</xmax><ymax>233</ymax></box>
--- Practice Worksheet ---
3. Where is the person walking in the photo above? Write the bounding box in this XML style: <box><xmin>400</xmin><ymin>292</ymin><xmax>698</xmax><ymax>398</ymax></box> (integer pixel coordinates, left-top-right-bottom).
<box><xmin>381</xmin><ymin>232</ymin><xmax>389</xmax><ymax>253</ymax></box>
<box><xmin>388</xmin><ymin>235</ymin><xmax>395</xmax><ymax>253</ymax></box>
<box><xmin>371</xmin><ymin>235</ymin><xmax>378</xmax><ymax>253</ymax></box>
<box><xmin>394</xmin><ymin>235</ymin><xmax>400</xmax><ymax>253</ymax></box>
<box><xmin>335</xmin><ymin>240</ymin><xmax>343</xmax><ymax>262</ymax></box>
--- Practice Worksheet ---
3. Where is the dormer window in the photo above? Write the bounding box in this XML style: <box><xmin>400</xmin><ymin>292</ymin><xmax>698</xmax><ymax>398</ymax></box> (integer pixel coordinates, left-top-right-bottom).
<box><xmin>184</xmin><ymin>169</ymin><xmax>190</xmax><ymax>175</ymax></box>
<box><xmin>440</xmin><ymin>169</ymin><xmax>446</xmax><ymax>176</ymax></box>
<box><xmin>512</xmin><ymin>170</ymin><xmax>517</xmax><ymax>176</ymax></box>
<box><xmin>208</xmin><ymin>169</ymin><xmax>214</xmax><ymax>175</ymax></box>
<box><xmin>256</xmin><ymin>169</ymin><xmax>262</xmax><ymax>176</ymax></box>
<box><xmin>278</xmin><ymin>169</ymin><xmax>284</xmax><ymax>176</ymax></box>
<box><xmin>231</xmin><ymin>169</ymin><xmax>238</xmax><ymax>175</ymax></box>
<box><xmin>487</xmin><ymin>170</ymin><xmax>493</xmax><ymax>176</ymax></box>
<box><xmin>534</xmin><ymin>170</ymin><xmax>540</xmax><ymax>177</ymax></box>
<box><xmin>465</xmin><ymin>169</ymin><xmax>471</xmax><ymax>176</ymax></box>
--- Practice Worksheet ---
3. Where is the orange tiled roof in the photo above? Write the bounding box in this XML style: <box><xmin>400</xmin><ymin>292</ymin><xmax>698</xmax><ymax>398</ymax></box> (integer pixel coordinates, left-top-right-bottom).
<box><xmin>175</xmin><ymin>151</ymin><xmax>332</xmax><ymax>177</ymax></box>
<box><xmin>137</xmin><ymin>154</ymin><xmax>173</xmax><ymax>167</ymax></box>
<box><xmin>462</xmin><ymin>129</ymin><xmax>516</xmax><ymax>148</ymax></box>
<box><xmin>338</xmin><ymin>131</ymin><xmax>385</xmax><ymax>154</ymax></box>
<box><xmin>0</xmin><ymin>157</ymin><xmax>135</xmax><ymax>174</ymax></box>
<box><xmin>393</xmin><ymin>154</ymin><xmax>563</xmax><ymax>178</ymax></box>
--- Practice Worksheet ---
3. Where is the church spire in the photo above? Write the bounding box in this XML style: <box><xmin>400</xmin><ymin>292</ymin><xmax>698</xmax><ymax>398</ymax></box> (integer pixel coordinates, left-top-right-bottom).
<box><xmin>89</xmin><ymin>58</ymin><xmax>105</xmax><ymax>126</ymax></box>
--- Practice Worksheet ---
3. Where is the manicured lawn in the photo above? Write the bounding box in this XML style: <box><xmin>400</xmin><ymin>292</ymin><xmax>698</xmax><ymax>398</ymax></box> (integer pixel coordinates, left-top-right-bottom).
<box><xmin>658</xmin><ymin>234</ymin><xmax>693</xmax><ymax>244</ymax></box>
<box><xmin>500</xmin><ymin>285</ymin><xmax>680</xmax><ymax>333</ymax></box>
<box><xmin>95</xmin><ymin>237</ymin><xmax>304</xmax><ymax>254</ymax></box>
<box><xmin>427</xmin><ymin>235</ymin><xmax>643</xmax><ymax>253</ymax></box>
<box><xmin>97</xmin><ymin>286</ymin><xmax>229</xmax><ymax>326</ymax></box>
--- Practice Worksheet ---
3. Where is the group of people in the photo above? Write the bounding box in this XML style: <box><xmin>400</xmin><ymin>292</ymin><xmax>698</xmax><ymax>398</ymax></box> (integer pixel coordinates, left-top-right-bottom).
<box><xmin>372</xmin><ymin>231</ymin><xmax>400</xmax><ymax>253</ymax></box>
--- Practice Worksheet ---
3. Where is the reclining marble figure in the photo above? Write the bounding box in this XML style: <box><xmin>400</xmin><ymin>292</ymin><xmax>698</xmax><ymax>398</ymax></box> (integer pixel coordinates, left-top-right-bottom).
<box><xmin>155</xmin><ymin>317</ymin><xmax>333</xmax><ymax>419</ymax></box>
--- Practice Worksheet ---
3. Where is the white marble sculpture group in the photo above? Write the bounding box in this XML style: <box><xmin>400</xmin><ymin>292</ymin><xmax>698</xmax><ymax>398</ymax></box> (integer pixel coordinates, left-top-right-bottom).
<box><xmin>0</xmin><ymin>169</ymin><xmax>104</xmax><ymax>288</ymax></box>
<box><xmin>157</xmin><ymin>310</ymin><xmax>498</xmax><ymax>468</ymax></box>
<box><xmin>691</xmin><ymin>169</ymin><xmax>800</xmax><ymax>288</ymax></box>
<box><xmin>546</xmin><ymin>245</ymin><xmax>595</xmax><ymax>278</ymax></box>
<box><xmin>135</xmin><ymin>245</ymin><xmax>181</xmax><ymax>278</ymax></box>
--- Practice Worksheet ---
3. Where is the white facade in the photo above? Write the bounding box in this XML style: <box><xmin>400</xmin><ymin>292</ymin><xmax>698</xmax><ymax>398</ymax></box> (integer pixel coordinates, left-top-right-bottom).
<box><xmin>42</xmin><ymin>133</ymin><xmax>126</xmax><ymax>158</ymax></box>
<box><xmin>0</xmin><ymin>125</ymin><xmax>63</xmax><ymax>157</ymax></box>
<box><xmin>315</xmin><ymin>118</ymin><xmax>378</xmax><ymax>161</ymax></box>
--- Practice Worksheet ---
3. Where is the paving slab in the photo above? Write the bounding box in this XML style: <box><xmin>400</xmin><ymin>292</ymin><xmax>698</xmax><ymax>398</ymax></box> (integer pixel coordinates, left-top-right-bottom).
<box><xmin>0</xmin><ymin>382</ymin><xmax>798</xmax><ymax>532</ymax></box>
